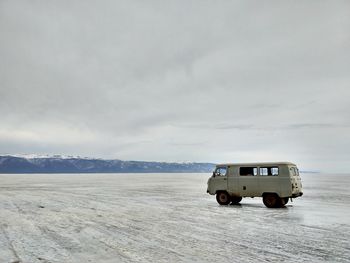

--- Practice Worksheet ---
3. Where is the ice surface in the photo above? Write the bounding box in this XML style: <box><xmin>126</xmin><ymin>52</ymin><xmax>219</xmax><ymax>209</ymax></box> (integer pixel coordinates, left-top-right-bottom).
<box><xmin>0</xmin><ymin>173</ymin><xmax>349</xmax><ymax>263</ymax></box>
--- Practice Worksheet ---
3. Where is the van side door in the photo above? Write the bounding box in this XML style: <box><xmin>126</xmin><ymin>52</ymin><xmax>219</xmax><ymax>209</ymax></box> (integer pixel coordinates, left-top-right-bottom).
<box><xmin>238</xmin><ymin>166</ymin><xmax>259</xmax><ymax>197</ymax></box>
<box><xmin>227</xmin><ymin>166</ymin><xmax>239</xmax><ymax>196</ymax></box>
<box><xmin>211</xmin><ymin>166</ymin><xmax>228</xmax><ymax>192</ymax></box>
<box><xmin>258</xmin><ymin>166</ymin><xmax>281</xmax><ymax>196</ymax></box>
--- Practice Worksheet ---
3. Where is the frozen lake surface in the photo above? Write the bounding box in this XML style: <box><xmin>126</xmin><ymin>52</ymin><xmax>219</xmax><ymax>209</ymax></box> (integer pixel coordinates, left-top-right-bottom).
<box><xmin>0</xmin><ymin>173</ymin><xmax>349</xmax><ymax>263</ymax></box>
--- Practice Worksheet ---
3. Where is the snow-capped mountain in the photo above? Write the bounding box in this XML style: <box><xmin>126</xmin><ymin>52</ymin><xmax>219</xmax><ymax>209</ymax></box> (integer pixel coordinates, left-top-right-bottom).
<box><xmin>0</xmin><ymin>155</ymin><xmax>215</xmax><ymax>173</ymax></box>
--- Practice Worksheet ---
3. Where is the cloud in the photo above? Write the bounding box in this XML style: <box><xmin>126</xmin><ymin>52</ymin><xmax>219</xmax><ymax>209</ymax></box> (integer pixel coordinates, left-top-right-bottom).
<box><xmin>0</xmin><ymin>1</ymin><xmax>350</xmax><ymax>172</ymax></box>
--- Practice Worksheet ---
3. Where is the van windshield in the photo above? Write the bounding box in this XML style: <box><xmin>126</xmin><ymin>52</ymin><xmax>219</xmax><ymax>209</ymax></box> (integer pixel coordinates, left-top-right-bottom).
<box><xmin>214</xmin><ymin>167</ymin><xmax>227</xmax><ymax>176</ymax></box>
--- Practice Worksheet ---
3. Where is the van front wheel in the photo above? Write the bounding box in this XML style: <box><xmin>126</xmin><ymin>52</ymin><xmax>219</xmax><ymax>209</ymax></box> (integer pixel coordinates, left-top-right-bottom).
<box><xmin>216</xmin><ymin>192</ymin><xmax>231</xmax><ymax>205</ymax></box>
<box><xmin>231</xmin><ymin>196</ymin><xmax>242</xmax><ymax>204</ymax></box>
<box><xmin>263</xmin><ymin>194</ymin><xmax>281</xmax><ymax>208</ymax></box>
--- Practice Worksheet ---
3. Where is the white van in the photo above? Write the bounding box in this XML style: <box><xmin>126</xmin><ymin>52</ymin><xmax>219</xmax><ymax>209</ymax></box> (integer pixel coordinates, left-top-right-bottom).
<box><xmin>207</xmin><ymin>162</ymin><xmax>303</xmax><ymax>208</ymax></box>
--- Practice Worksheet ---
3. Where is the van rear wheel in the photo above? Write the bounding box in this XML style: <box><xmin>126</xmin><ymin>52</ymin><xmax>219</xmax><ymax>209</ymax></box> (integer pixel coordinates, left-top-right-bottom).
<box><xmin>216</xmin><ymin>191</ymin><xmax>231</xmax><ymax>205</ymax></box>
<box><xmin>231</xmin><ymin>196</ymin><xmax>242</xmax><ymax>204</ymax></box>
<box><xmin>263</xmin><ymin>193</ymin><xmax>281</xmax><ymax>208</ymax></box>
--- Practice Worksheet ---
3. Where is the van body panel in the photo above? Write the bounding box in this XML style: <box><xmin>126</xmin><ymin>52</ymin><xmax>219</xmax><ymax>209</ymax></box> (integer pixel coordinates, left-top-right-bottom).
<box><xmin>207</xmin><ymin>162</ymin><xmax>303</xmax><ymax>201</ymax></box>
<box><xmin>207</xmin><ymin>165</ymin><xmax>228</xmax><ymax>194</ymax></box>
<box><xmin>288</xmin><ymin>165</ymin><xmax>303</xmax><ymax>196</ymax></box>
<box><xmin>227</xmin><ymin>177</ymin><xmax>240</xmax><ymax>196</ymax></box>
<box><xmin>238</xmin><ymin>176</ymin><xmax>259</xmax><ymax>196</ymax></box>
<box><xmin>210</xmin><ymin>175</ymin><xmax>227</xmax><ymax>194</ymax></box>
<box><xmin>259</xmin><ymin>176</ymin><xmax>282</xmax><ymax>196</ymax></box>
<box><xmin>227</xmin><ymin>166</ymin><xmax>239</xmax><ymax>196</ymax></box>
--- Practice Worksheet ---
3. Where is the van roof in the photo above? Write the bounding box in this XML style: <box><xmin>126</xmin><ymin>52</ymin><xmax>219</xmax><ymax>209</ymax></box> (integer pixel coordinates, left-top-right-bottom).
<box><xmin>216</xmin><ymin>162</ymin><xmax>296</xmax><ymax>167</ymax></box>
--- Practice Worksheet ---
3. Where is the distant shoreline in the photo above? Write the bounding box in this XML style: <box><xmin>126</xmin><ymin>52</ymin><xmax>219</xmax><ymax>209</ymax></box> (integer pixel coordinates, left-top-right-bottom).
<box><xmin>0</xmin><ymin>155</ymin><xmax>215</xmax><ymax>174</ymax></box>
<box><xmin>0</xmin><ymin>155</ymin><xmax>321</xmax><ymax>174</ymax></box>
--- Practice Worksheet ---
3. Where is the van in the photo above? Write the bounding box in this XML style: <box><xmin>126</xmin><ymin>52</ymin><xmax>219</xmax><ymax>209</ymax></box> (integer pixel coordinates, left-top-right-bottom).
<box><xmin>207</xmin><ymin>162</ymin><xmax>303</xmax><ymax>208</ymax></box>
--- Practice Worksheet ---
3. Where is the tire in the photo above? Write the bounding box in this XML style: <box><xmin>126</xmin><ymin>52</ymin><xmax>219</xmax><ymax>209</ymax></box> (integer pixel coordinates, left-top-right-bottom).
<box><xmin>231</xmin><ymin>196</ymin><xmax>242</xmax><ymax>204</ymax></box>
<box><xmin>263</xmin><ymin>193</ymin><xmax>282</xmax><ymax>208</ymax></box>
<box><xmin>283</xmin><ymin>197</ymin><xmax>289</xmax><ymax>205</ymax></box>
<box><xmin>216</xmin><ymin>191</ymin><xmax>231</xmax><ymax>205</ymax></box>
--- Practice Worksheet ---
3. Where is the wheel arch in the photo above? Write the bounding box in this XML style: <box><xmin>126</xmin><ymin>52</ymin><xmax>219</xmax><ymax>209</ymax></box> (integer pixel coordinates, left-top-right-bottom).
<box><xmin>262</xmin><ymin>192</ymin><xmax>280</xmax><ymax>198</ymax></box>
<box><xmin>216</xmin><ymin>190</ymin><xmax>229</xmax><ymax>195</ymax></box>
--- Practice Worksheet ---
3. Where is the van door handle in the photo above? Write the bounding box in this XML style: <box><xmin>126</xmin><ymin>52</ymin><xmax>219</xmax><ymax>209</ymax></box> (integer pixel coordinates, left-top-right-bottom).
<box><xmin>223</xmin><ymin>178</ymin><xmax>227</xmax><ymax>180</ymax></box>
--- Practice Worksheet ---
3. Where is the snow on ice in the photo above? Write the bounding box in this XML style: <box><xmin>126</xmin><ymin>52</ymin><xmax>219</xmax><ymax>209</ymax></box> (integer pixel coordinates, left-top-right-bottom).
<box><xmin>0</xmin><ymin>173</ymin><xmax>349</xmax><ymax>262</ymax></box>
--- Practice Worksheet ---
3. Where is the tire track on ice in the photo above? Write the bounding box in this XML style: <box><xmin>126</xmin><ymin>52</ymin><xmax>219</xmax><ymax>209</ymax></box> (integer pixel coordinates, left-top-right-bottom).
<box><xmin>0</xmin><ymin>223</ymin><xmax>22</xmax><ymax>263</ymax></box>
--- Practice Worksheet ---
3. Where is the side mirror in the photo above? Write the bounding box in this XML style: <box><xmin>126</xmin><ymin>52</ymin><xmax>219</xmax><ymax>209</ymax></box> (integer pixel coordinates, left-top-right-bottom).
<box><xmin>212</xmin><ymin>172</ymin><xmax>216</xmax><ymax>177</ymax></box>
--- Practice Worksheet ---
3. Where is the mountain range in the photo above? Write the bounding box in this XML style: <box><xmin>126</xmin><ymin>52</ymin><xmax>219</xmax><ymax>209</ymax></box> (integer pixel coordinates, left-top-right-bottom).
<box><xmin>0</xmin><ymin>155</ymin><xmax>215</xmax><ymax>173</ymax></box>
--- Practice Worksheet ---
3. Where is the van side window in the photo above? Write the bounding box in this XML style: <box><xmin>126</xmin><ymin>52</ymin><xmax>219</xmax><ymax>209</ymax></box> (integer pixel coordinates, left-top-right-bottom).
<box><xmin>271</xmin><ymin>167</ymin><xmax>279</xmax><ymax>176</ymax></box>
<box><xmin>260</xmin><ymin>167</ymin><xmax>279</xmax><ymax>176</ymax></box>
<box><xmin>240</xmin><ymin>167</ymin><xmax>257</xmax><ymax>176</ymax></box>
<box><xmin>214</xmin><ymin>167</ymin><xmax>227</xmax><ymax>176</ymax></box>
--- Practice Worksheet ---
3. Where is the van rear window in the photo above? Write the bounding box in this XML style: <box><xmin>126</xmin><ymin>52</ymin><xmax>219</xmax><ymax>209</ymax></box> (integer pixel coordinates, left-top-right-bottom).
<box><xmin>260</xmin><ymin>167</ymin><xmax>279</xmax><ymax>176</ymax></box>
<box><xmin>240</xmin><ymin>167</ymin><xmax>257</xmax><ymax>176</ymax></box>
<box><xmin>290</xmin><ymin>167</ymin><xmax>299</xmax><ymax>176</ymax></box>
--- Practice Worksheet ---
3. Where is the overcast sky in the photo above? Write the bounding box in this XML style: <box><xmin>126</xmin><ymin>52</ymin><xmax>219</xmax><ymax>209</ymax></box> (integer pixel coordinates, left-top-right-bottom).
<box><xmin>1</xmin><ymin>1</ymin><xmax>349</xmax><ymax>172</ymax></box>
